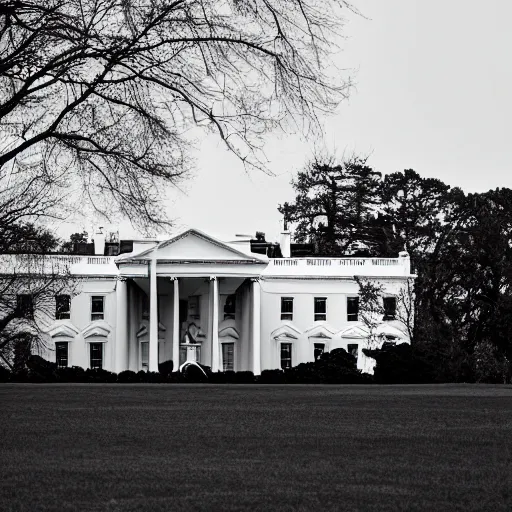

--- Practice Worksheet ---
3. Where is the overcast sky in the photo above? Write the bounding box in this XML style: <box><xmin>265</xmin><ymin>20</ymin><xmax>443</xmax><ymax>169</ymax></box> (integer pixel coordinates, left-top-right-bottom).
<box><xmin>57</xmin><ymin>0</ymin><xmax>512</xmax><ymax>243</ymax></box>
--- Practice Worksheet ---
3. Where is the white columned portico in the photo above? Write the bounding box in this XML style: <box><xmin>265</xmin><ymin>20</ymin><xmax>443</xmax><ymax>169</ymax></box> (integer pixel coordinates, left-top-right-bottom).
<box><xmin>149</xmin><ymin>257</ymin><xmax>159</xmax><ymax>372</ymax></box>
<box><xmin>251</xmin><ymin>277</ymin><xmax>261</xmax><ymax>375</ymax></box>
<box><xmin>210</xmin><ymin>276</ymin><xmax>219</xmax><ymax>372</ymax></box>
<box><xmin>115</xmin><ymin>278</ymin><xmax>128</xmax><ymax>373</ymax></box>
<box><xmin>172</xmin><ymin>277</ymin><xmax>180</xmax><ymax>369</ymax></box>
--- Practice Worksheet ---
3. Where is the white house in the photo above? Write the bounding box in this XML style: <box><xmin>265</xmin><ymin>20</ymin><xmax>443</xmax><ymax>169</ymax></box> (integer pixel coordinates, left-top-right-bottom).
<box><xmin>0</xmin><ymin>228</ymin><xmax>415</xmax><ymax>374</ymax></box>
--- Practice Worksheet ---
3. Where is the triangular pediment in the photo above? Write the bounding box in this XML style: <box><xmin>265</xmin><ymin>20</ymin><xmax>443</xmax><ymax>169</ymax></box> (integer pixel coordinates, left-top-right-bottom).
<box><xmin>125</xmin><ymin>229</ymin><xmax>266</xmax><ymax>263</ymax></box>
<box><xmin>305</xmin><ymin>323</ymin><xmax>337</xmax><ymax>339</ymax></box>
<box><xmin>338</xmin><ymin>324</ymin><xmax>370</xmax><ymax>339</ymax></box>
<box><xmin>47</xmin><ymin>321</ymin><xmax>80</xmax><ymax>339</ymax></box>
<box><xmin>271</xmin><ymin>322</ymin><xmax>302</xmax><ymax>342</ymax></box>
<box><xmin>83</xmin><ymin>321</ymin><xmax>112</xmax><ymax>339</ymax></box>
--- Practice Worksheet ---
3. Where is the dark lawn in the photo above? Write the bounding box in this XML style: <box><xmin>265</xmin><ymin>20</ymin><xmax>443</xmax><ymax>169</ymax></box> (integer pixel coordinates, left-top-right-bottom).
<box><xmin>1</xmin><ymin>385</ymin><xmax>512</xmax><ymax>512</ymax></box>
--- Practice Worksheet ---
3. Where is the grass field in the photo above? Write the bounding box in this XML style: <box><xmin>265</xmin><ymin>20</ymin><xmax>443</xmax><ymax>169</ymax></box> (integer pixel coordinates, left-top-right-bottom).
<box><xmin>1</xmin><ymin>384</ymin><xmax>512</xmax><ymax>512</ymax></box>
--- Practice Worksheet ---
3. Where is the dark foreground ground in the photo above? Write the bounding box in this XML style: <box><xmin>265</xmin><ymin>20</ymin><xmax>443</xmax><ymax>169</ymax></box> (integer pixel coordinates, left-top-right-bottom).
<box><xmin>1</xmin><ymin>385</ymin><xmax>512</xmax><ymax>512</ymax></box>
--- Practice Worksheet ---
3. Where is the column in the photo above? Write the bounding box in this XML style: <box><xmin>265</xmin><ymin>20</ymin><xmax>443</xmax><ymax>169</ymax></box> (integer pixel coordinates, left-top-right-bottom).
<box><xmin>210</xmin><ymin>276</ymin><xmax>219</xmax><ymax>372</ymax></box>
<box><xmin>115</xmin><ymin>278</ymin><xmax>128</xmax><ymax>373</ymax></box>
<box><xmin>251</xmin><ymin>278</ymin><xmax>261</xmax><ymax>375</ymax></box>
<box><xmin>149</xmin><ymin>258</ymin><xmax>158</xmax><ymax>372</ymax></box>
<box><xmin>172</xmin><ymin>277</ymin><xmax>180</xmax><ymax>370</ymax></box>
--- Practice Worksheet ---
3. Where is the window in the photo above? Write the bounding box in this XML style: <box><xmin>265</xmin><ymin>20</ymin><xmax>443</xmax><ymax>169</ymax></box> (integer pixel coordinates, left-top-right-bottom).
<box><xmin>383</xmin><ymin>297</ymin><xmax>397</xmax><ymax>321</ymax></box>
<box><xmin>314</xmin><ymin>297</ymin><xmax>327</xmax><ymax>321</ymax></box>
<box><xmin>347</xmin><ymin>297</ymin><xmax>359</xmax><ymax>322</ymax></box>
<box><xmin>17</xmin><ymin>294</ymin><xmax>34</xmax><ymax>319</ymax></box>
<box><xmin>281</xmin><ymin>297</ymin><xmax>294</xmax><ymax>321</ymax></box>
<box><xmin>222</xmin><ymin>343</ymin><xmax>234</xmax><ymax>371</ymax></box>
<box><xmin>141</xmin><ymin>341</ymin><xmax>149</xmax><ymax>371</ymax></box>
<box><xmin>55</xmin><ymin>342</ymin><xmax>68</xmax><ymax>368</ymax></box>
<box><xmin>314</xmin><ymin>343</ymin><xmax>325</xmax><ymax>361</ymax></box>
<box><xmin>91</xmin><ymin>296</ymin><xmax>104</xmax><ymax>321</ymax></box>
<box><xmin>55</xmin><ymin>295</ymin><xmax>70</xmax><ymax>320</ymax></box>
<box><xmin>224</xmin><ymin>295</ymin><xmax>236</xmax><ymax>320</ymax></box>
<box><xmin>280</xmin><ymin>343</ymin><xmax>292</xmax><ymax>369</ymax></box>
<box><xmin>348</xmin><ymin>343</ymin><xmax>358</xmax><ymax>362</ymax></box>
<box><xmin>90</xmin><ymin>343</ymin><xmax>103</xmax><ymax>369</ymax></box>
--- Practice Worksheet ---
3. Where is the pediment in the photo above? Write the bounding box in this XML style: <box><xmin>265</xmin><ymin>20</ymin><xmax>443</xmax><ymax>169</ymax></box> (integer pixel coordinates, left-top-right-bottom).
<box><xmin>375</xmin><ymin>323</ymin><xmax>408</xmax><ymax>340</ymax></box>
<box><xmin>338</xmin><ymin>324</ymin><xmax>370</xmax><ymax>339</ymax></box>
<box><xmin>126</xmin><ymin>229</ymin><xmax>265</xmax><ymax>263</ymax></box>
<box><xmin>219</xmin><ymin>319</ymin><xmax>239</xmax><ymax>340</ymax></box>
<box><xmin>305</xmin><ymin>323</ymin><xmax>338</xmax><ymax>339</ymax></box>
<box><xmin>271</xmin><ymin>322</ymin><xmax>302</xmax><ymax>342</ymax></box>
<box><xmin>83</xmin><ymin>321</ymin><xmax>112</xmax><ymax>339</ymax></box>
<box><xmin>136</xmin><ymin>321</ymin><xmax>167</xmax><ymax>338</ymax></box>
<box><xmin>47</xmin><ymin>322</ymin><xmax>80</xmax><ymax>339</ymax></box>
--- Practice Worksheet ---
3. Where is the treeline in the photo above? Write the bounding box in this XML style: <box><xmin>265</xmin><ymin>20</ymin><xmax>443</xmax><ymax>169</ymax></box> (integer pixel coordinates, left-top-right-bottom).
<box><xmin>280</xmin><ymin>157</ymin><xmax>512</xmax><ymax>382</ymax></box>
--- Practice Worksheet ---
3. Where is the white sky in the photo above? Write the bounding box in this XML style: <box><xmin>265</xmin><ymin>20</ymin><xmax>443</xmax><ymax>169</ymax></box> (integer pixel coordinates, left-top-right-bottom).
<box><xmin>56</xmin><ymin>0</ymin><xmax>512</xmax><ymax>244</ymax></box>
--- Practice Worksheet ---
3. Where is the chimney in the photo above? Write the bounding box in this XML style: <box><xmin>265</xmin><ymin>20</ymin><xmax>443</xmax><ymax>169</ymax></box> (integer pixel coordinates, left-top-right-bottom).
<box><xmin>399</xmin><ymin>250</ymin><xmax>410</xmax><ymax>274</ymax></box>
<box><xmin>93</xmin><ymin>227</ymin><xmax>106</xmax><ymax>255</ymax></box>
<box><xmin>280</xmin><ymin>230</ymin><xmax>291</xmax><ymax>258</ymax></box>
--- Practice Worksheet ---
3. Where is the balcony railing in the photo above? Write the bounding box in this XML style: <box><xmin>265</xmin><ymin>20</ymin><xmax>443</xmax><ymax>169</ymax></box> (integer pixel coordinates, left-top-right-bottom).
<box><xmin>0</xmin><ymin>254</ymin><xmax>117</xmax><ymax>275</ymax></box>
<box><xmin>267</xmin><ymin>256</ymin><xmax>409</xmax><ymax>277</ymax></box>
<box><xmin>271</xmin><ymin>257</ymin><xmax>401</xmax><ymax>267</ymax></box>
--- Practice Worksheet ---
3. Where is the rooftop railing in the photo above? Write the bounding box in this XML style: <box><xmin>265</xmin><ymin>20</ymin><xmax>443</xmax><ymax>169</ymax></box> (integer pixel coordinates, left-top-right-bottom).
<box><xmin>271</xmin><ymin>258</ymin><xmax>401</xmax><ymax>267</ymax></box>
<box><xmin>0</xmin><ymin>254</ymin><xmax>117</xmax><ymax>275</ymax></box>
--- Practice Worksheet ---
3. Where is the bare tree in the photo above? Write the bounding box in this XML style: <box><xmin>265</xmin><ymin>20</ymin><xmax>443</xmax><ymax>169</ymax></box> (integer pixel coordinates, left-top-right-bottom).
<box><xmin>0</xmin><ymin>0</ymin><xmax>356</xmax><ymax>229</ymax></box>
<box><xmin>0</xmin><ymin>254</ymin><xmax>79</xmax><ymax>369</ymax></box>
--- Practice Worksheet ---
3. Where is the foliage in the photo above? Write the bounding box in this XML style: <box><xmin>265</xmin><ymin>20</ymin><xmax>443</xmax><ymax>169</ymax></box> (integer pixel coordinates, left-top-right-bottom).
<box><xmin>0</xmin><ymin>256</ymin><xmax>79</xmax><ymax>369</ymax></box>
<box><xmin>158</xmin><ymin>359</ymin><xmax>174</xmax><ymax>377</ymax></box>
<box><xmin>354</xmin><ymin>276</ymin><xmax>384</xmax><ymax>347</ymax></box>
<box><xmin>472</xmin><ymin>341</ymin><xmax>510</xmax><ymax>384</ymax></box>
<box><xmin>279</xmin><ymin>156</ymin><xmax>382</xmax><ymax>255</ymax></box>
<box><xmin>60</xmin><ymin>232</ymin><xmax>88</xmax><ymax>253</ymax></box>
<box><xmin>0</xmin><ymin>0</ymin><xmax>357</xmax><ymax>229</ymax></box>
<box><xmin>363</xmin><ymin>343</ymin><xmax>437</xmax><ymax>384</ymax></box>
<box><xmin>284</xmin><ymin>159</ymin><xmax>512</xmax><ymax>382</ymax></box>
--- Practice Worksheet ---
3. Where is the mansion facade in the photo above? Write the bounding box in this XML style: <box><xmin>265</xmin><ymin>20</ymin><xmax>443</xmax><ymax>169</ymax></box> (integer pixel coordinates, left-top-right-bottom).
<box><xmin>1</xmin><ymin>228</ymin><xmax>415</xmax><ymax>375</ymax></box>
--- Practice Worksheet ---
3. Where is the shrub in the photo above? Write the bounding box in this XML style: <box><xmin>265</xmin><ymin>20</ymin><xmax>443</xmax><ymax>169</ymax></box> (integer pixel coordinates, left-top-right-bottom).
<box><xmin>473</xmin><ymin>341</ymin><xmax>511</xmax><ymax>384</ymax></box>
<box><xmin>117</xmin><ymin>370</ymin><xmax>138</xmax><ymax>383</ymax></box>
<box><xmin>55</xmin><ymin>366</ymin><xmax>87</xmax><ymax>383</ymax></box>
<box><xmin>158</xmin><ymin>360</ymin><xmax>174</xmax><ymax>376</ymax></box>
<box><xmin>84</xmin><ymin>368</ymin><xmax>117</xmax><ymax>383</ymax></box>
<box><xmin>234</xmin><ymin>371</ymin><xmax>255</xmax><ymax>384</ymax></box>
<box><xmin>363</xmin><ymin>343</ymin><xmax>435</xmax><ymax>384</ymax></box>
<box><xmin>145</xmin><ymin>371</ymin><xmax>166</xmax><ymax>383</ymax></box>
<box><xmin>26</xmin><ymin>355</ymin><xmax>58</xmax><ymax>382</ymax></box>
<box><xmin>259</xmin><ymin>369</ymin><xmax>286</xmax><ymax>384</ymax></box>
<box><xmin>314</xmin><ymin>348</ymin><xmax>364</xmax><ymax>384</ymax></box>
<box><xmin>0</xmin><ymin>365</ymin><xmax>11</xmax><ymax>382</ymax></box>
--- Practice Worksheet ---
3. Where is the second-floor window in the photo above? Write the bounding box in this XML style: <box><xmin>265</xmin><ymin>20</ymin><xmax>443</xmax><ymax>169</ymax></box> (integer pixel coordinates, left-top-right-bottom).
<box><xmin>314</xmin><ymin>297</ymin><xmax>327</xmax><ymax>321</ymax></box>
<box><xmin>17</xmin><ymin>294</ymin><xmax>34</xmax><ymax>319</ymax></box>
<box><xmin>281</xmin><ymin>297</ymin><xmax>294</xmax><ymax>321</ymax></box>
<box><xmin>91</xmin><ymin>296</ymin><xmax>104</xmax><ymax>321</ymax></box>
<box><xmin>383</xmin><ymin>297</ymin><xmax>397</xmax><ymax>321</ymax></box>
<box><xmin>347</xmin><ymin>297</ymin><xmax>359</xmax><ymax>322</ymax></box>
<box><xmin>55</xmin><ymin>295</ymin><xmax>71</xmax><ymax>320</ymax></box>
